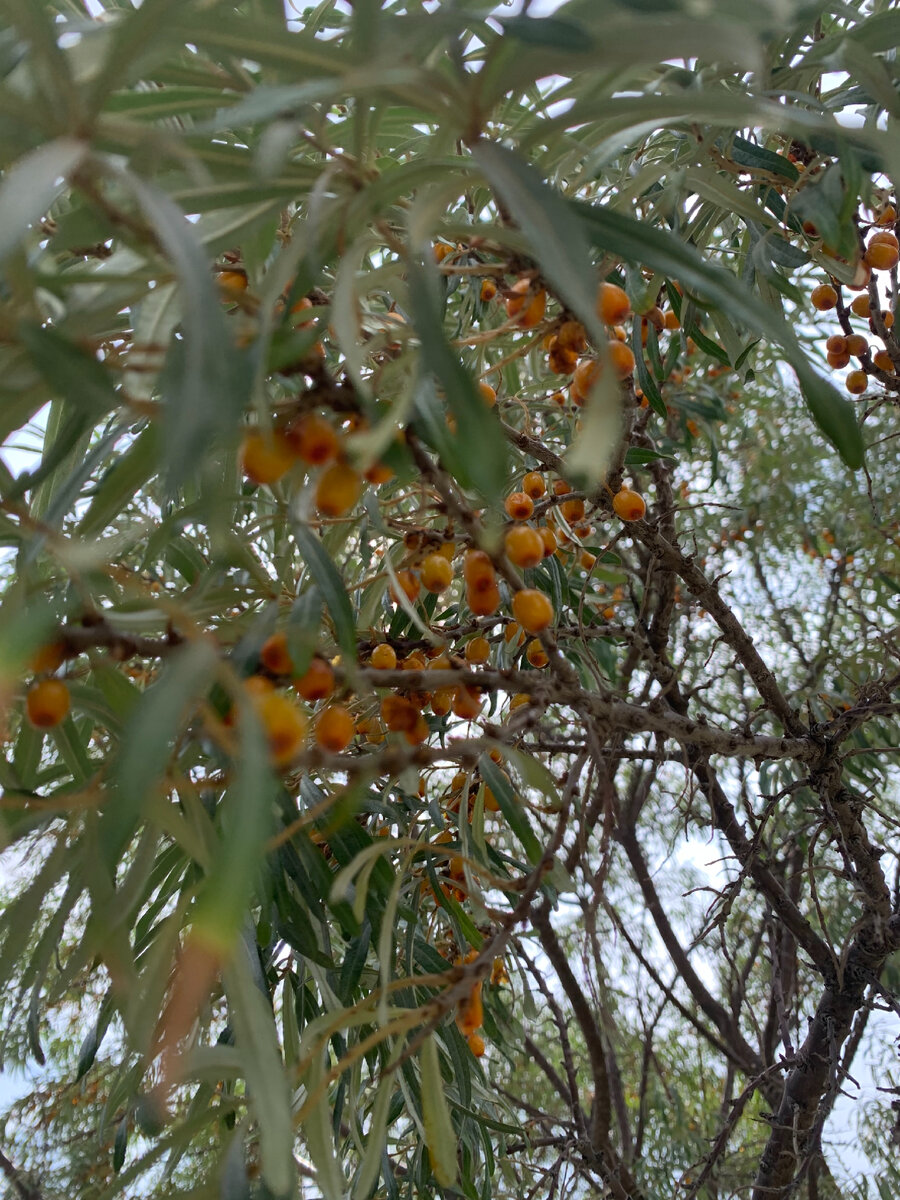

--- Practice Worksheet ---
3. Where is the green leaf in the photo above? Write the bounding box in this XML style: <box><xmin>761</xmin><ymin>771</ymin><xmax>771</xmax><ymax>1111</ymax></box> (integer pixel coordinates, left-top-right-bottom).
<box><xmin>292</xmin><ymin>523</ymin><xmax>356</xmax><ymax>658</ymax></box>
<box><xmin>0</xmin><ymin>138</ymin><xmax>86</xmax><ymax>266</ymax></box>
<box><xmin>478</xmin><ymin>754</ymin><xmax>542</xmax><ymax>865</ymax></box>
<box><xmin>420</xmin><ymin>1033</ymin><xmax>457</xmax><ymax>1189</ymax></box>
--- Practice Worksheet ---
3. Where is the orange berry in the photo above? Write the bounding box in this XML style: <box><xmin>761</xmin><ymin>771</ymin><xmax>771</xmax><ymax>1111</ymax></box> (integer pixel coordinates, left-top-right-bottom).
<box><xmin>826</xmin><ymin>334</ymin><xmax>848</xmax><ymax>355</ymax></box>
<box><xmin>315</xmin><ymin>462</ymin><xmax>362</xmax><ymax>517</ymax></box>
<box><xmin>610</xmin><ymin>340</ymin><xmax>636</xmax><ymax>379</ymax></box>
<box><xmin>464</xmin><ymin>550</ymin><xmax>496</xmax><ymax>594</ymax></box>
<box><xmin>30</xmin><ymin>640</ymin><xmax>66</xmax><ymax>674</ymax></box>
<box><xmin>421</xmin><ymin>553</ymin><xmax>453</xmax><ymax>594</ymax></box>
<box><xmin>865</xmin><ymin>239</ymin><xmax>900</xmax><ymax>271</ymax></box>
<box><xmin>314</xmin><ymin>704</ymin><xmax>354</xmax><ymax>753</ymax></box>
<box><xmin>290</xmin><ymin>295</ymin><xmax>314</xmax><ymax>324</ymax></box>
<box><xmin>260</xmin><ymin>632</ymin><xmax>293</xmax><ymax>676</ymax></box>
<box><xmin>402</xmin><ymin>650</ymin><xmax>427</xmax><ymax>671</ymax></box>
<box><xmin>294</xmin><ymin>657</ymin><xmax>335</xmax><ymax>702</ymax></box>
<box><xmin>218</xmin><ymin>269</ymin><xmax>248</xmax><ymax>293</ymax></box>
<box><xmin>26</xmin><ymin>678</ymin><xmax>70</xmax><ymax>728</ymax></box>
<box><xmin>847</xmin><ymin>261</ymin><xmax>871</xmax><ymax>291</ymax></box>
<box><xmin>811</xmin><ymin>283</ymin><xmax>838</xmax><ymax>311</ymax></box>
<box><xmin>664</xmin><ymin>310</ymin><xmax>680</xmax><ymax>331</ymax></box>
<box><xmin>826</xmin><ymin>350</ymin><xmax>851</xmax><ymax>370</ymax></box>
<box><xmin>479</xmin><ymin>381</ymin><xmax>497</xmax><ymax>407</ymax></box>
<box><xmin>241</xmin><ymin>430</ymin><xmax>297</xmax><ymax>485</ymax></box>
<box><xmin>846</xmin><ymin>334</ymin><xmax>868</xmax><ymax>357</ymax></box>
<box><xmin>504</xmin><ymin>524</ymin><xmax>544</xmax><ymax>569</ymax></box>
<box><xmin>873</xmin><ymin>350</ymin><xmax>894</xmax><ymax>373</ymax></box>
<box><xmin>451</xmin><ymin>686</ymin><xmax>482</xmax><ymax>720</ymax></box>
<box><xmin>597</xmin><ymin>281</ymin><xmax>631</xmax><ymax>325</ymax></box>
<box><xmin>526</xmin><ymin>638</ymin><xmax>549</xmax><ymax>668</ymax></box>
<box><xmin>571</xmin><ymin>358</ymin><xmax>600</xmax><ymax>403</ymax></box>
<box><xmin>504</xmin><ymin>491</ymin><xmax>534</xmax><ymax>521</ymax></box>
<box><xmin>579</xmin><ymin>550</ymin><xmax>597</xmax><ymax>569</ymax></box>
<box><xmin>548</xmin><ymin>342</ymin><xmax>579</xmax><ymax>375</ymax></box>
<box><xmin>465</xmin><ymin>636</ymin><xmax>491</xmax><ymax>664</ymax></box>
<box><xmin>434</xmin><ymin>242</ymin><xmax>453</xmax><ymax>262</ymax></box>
<box><xmin>511</xmin><ymin>589</ymin><xmax>554</xmax><ymax>634</ymax></box>
<box><xmin>504</xmin><ymin>621</ymin><xmax>523</xmax><ymax>646</ymax></box>
<box><xmin>846</xmin><ymin>370</ymin><xmax>868</xmax><ymax>394</ymax></box>
<box><xmin>370</xmin><ymin>643</ymin><xmax>398</xmax><ymax>670</ymax></box>
<box><xmin>284</xmin><ymin>413</ymin><xmax>339</xmax><ymax>466</ymax></box>
<box><xmin>431</xmin><ymin>686</ymin><xmax>454</xmax><ymax>716</ymax></box>
<box><xmin>255</xmin><ymin>692</ymin><xmax>307</xmax><ymax>767</ymax></box>
<box><xmin>363</xmin><ymin>461</ymin><xmax>393</xmax><ymax>485</ymax></box>
<box><xmin>390</xmin><ymin>570</ymin><xmax>421</xmax><ymax>606</ymax></box>
<box><xmin>480</xmin><ymin>278</ymin><xmax>497</xmax><ymax>302</ymax></box>
<box><xmin>876</xmin><ymin>309</ymin><xmax>895</xmax><ymax>330</ymax></box>
<box><xmin>467</xmin><ymin>582</ymin><xmax>500</xmax><ymax>617</ymax></box>
<box><xmin>851</xmin><ymin>294</ymin><xmax>871</xmax><ymax>318</ymax></box>
<box><xmin>381</xmin><ymin>694</ymin><xmax>420</xmax><ymax>733</ymax></box>
<box><xmin>506</xmin><ymin>279</ymin><xmax>547</xmax><ymax>328</ymax></box>
<box><xmin>557</xmin><ymin>320</ymin><xmax>587</xmax><ymax>352</ymax></box>
<box><xmin>877</xmin><ymin>205</ymin><xmax>897</xmax><ymax>225</ymax></box>
<box><xmin>522</xmin><ymin>471</ymin><xmax>545</xmax><ymax>499</ymax></box>
<box><xmin>510</xmin><ymin>693</ymin><xmax>530</xmax><ymax>710</ymax></box>
<box><xmin>560</xmin><ymin>497</ymin><xmax>586</xmax><ymax>523</ymax></box>
<box><xmin>467</xmin><ymin>1032</ymin><xmax>486</xmax><ymax>1057</ymax></box>
<box><xmin>612</xmin><ymin>487</ymin><xmax>646</xmax><ymax>522</ymax></box>
<box><xmin>539</xmin><ymin>526</ymin><xmax>557</xmax><ymax>557</ymax></box>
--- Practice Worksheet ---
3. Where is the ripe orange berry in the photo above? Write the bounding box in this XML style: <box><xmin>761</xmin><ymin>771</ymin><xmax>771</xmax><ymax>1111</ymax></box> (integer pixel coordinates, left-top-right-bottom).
<box><xmin>504</xmin><ymin>621</ymin><xmax>524</xmax><ymax>647</ymax></box>
<box><xmin>421</xmin><ymin>553</ymin><xmax>453</xmax><ymax>593</ymax></box>
<box><xmin>560</xmin><ymin>497</ymin><xmax>586</xmax><ymax>524</ymax></box>
<box><xmin>511</xmin><ymin>589</ymin><xmax>554</xmax><ymax>634</ymax></box>
<box><xmin>865</xmin><ymin>231</ymin><xmax>900</xmax><ymax>270</ymax></box>
<box><xmin>526</xmin><ymin>638</ymin><xmax>549</xmax><ymax>668</ymax></box>
<box><xmin>510</xmin><ymin>692</ymin><xmax>530</xmax><ymax>710</ymax></box>
<box><xmin>505</xmin><ymin>491</ymin><xmax>534</xmax><ymax>521</ymax></box>
<box><xmin>571</xmin><ymin>358</ymin><xmax>600</xmax><ymax>403</ymax></box>
<box><xmin>557</xmin><ymin>320</ymin><xmax>587</xmax><ymax>352</ymax></box>
<box><xmin>314</xmin><ymin>704</ymin><xmax>354</xmax><ymax>753</ymax></box>
<box><xmin>846</xmin><ymin>370</ymin><xmax>868</xmax><ymax>394</ymax></box>
<box><xmin>811</xmin><ymin>283</ymin><xmax>838</xmax><ymax>311</ymax></box>
<box><xmin>294</xmin><ymin>657</ymin><xmax>335</xmax><ymax>702</ymax></box>
<box><xmin>826</xmin><ymin>350</ymin><xmax>851</xmax><ymax>370</ymax></box>
<box><xmin>431</xmin><ymin>686</ymin><xmax>454</xmax><ymax>716</ymax></box>
<box><xmin>434</xmin><ymin>242</ymin><xmax>454</xmax><ymax>262</ymax></box>
<box><xmin>539</xmin><ymin>526</ymin><xmax>557</xmax><ymax>557</ymax></box>
<box><xmin>464</xmin><ymin>550</ymin><xmax>496</xmax><ymax>594</ymax></box>
<box><xmin>597</xmin><ymin>281</ymin><xmax>631</xmax><ymax>325</ymax></box>
<box><xmin>826</xmin><ymin>334</ymin><xmax>848</xmax><ymax>355</ymax></box>
<box><xmin>467</xmin><ymin>1032</ymin><xmax>486</xmax><ymax>1057</ymax></box>
<box><xmin>480</xmin><ymin>278</ymin><xmax>497</xmax><ymax>302</ymax></box>
<box><xmin>506</xmin><ymin>279</ymin><xmax>547</xmax><ymax>328</ymax></box>
<box><xmin>504</xmin><ymin>524</ymin><xmax>544</xmax><ymax>569</ymax></box>
<box><xmin>363</xmin><ymin>461</ymin><xmax>393</xmax><ymax>485</ymax></box>
<box><xmin>612</xmin><ymin>487</ymin><xmax>646</xmax><ymax>522</ymax></box>
<box><xmin>380</xmin><ymin>694</ymin><xmax>420</xmax><ymax>733</ymax></box>
<box><xmin>847</xmin><ymin>261</ymin><xmax>871</xmax><ymax>291</ymax></box>
<box><xmin>218</xmin><ymin>269</ymin><xmax>248</xmax><ymax>293</ymax></box>
<box><xmin>522</xmin><ymin>471</ymin><xmax>545</xmax><ymax>499</ymax></box>
<box><xmin>452</xmin><ymin>686</ymin><xmax>483</xmax><ymax>720</ymax></box>
<box><xmin>873</xmin><ymin>350</ymin><xmax>894</xmax><ymax>373</ymax></box>
<box><xmin>664</xmin><ymin>310</ymin><xmax>680</xmax><ymax>331</ymax></box>
<box><xmin>30</xmin><ymin>640</ymin><xmax>66</xmax><ymax>674</ymax></box>
<box><xmin>847</xmin><ymin>334</ymin><xmax>868</xmax><ymax>357</ymax></box>
<box><xmin>479</xmin><ymin>381</ymin><xmax>497</xmax><ymax>407</ymax></box>
<box><xmin>851</xmin><ymin>294</ymin><xmax>871</xmax><ymax>318</ymax></box>
<box><xmin>241</xmin><ymin>431</ymin><xmax>297</xmax><ymax>485</ymax></box>
<box><xmin>579</xmin><ymin>550</ymin><xmax>597</xmax><ymax>569</ymax></box>
<box><xmin>609</xmin><ymin>340</ymin><xmax>636</xmax><ymax>379</ymax></box>
<box><xmin>465</xmin><ymin>636</ymin><xmax>491</xmax><ymax>664</ymax></box>
<box><xmin>260</xmin><ymin>632</ymin><xmax>293</xmax><ymax>676</ymax></box>
<box><xmin>315</xmin><ymin>462</ymin><xmax>362</xmax><ymax>517</ymax></box>
<box><xmin>876</xmin><ymin>309</ymin><xmax>895</xmax><ymax>330</ymax></box>
<box><xmin>467</xmin><ymin>582</ymin><xmax>500</xmax><ymax>617</ymax></box>
<box><xmin>390</xmin><ymin>569</ymin><xmax>421</xmax><ymax>606</ymax></box>
<box><xmin>548</xmin><ymin>341</ymin><xmax>579</xmax><ymax>375</ymax></box>
<box><xmin>370</xmin><ymin>643</ymin><xmax>397</xmax><ymax>670</ymax></box>
<box><xmin>284</xmin><ymin>413</ymin><xmax>339</xmax><ymax>465</ymax></box>
<box><xmin>402</xmin><ymin>650</ymin><xmax>427</xmax><ymax>671</ymax></box>
<box><xmin>877</xmin><ymin>205</ymin><xmax>897</xmax><ymax>225</ymax></box>
<box><xmin>26</xmin><ymin>678</ymin><xmax>70</xmax><ymax>728</ymax></box>
<box><xmin>255</xmin><ymin>692</ymin><xmax>307</xmax><ymax>766</ymax></box>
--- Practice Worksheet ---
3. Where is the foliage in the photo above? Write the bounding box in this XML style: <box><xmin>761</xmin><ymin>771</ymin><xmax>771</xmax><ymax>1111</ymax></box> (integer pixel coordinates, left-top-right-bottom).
<box><xmin>0</xmin><ymin>2</ymin><xmax>899</xmax><ymax>1199</ymax></box>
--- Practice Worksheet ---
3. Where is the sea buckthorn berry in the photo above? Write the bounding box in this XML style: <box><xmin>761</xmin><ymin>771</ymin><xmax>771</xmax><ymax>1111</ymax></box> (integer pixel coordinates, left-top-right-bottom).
<box><xmin>877</xmin><ymin>205</ymin><xmax>897</xmax><ymax>225</ymax></box>
<box><xmin>314</xmin><ymin>704</ymin><xmax>355</xmax><ymax>753</ymax></box>
<box><xmin>847</xmin><ymin>261</ymin><xmax>871</xmax><ymax>291</ymax></box>
<box><xmin>452</xmin><ymin>686</ymin><xmax>483</xmax><ymax>720</ymax></box>
<box><xmin>526</xmin><ymin>638</ymin><xmax>549</xmax><ymax>668</ymax></box>
<box><xmin>431</xmin><ymin>686</ymin><xmax>454</xmax><ymax>716</ymax></box>
<box><xmin>434</xmin><ymin>242</ymin><xmax>453</xmax><ymax>262</ymax></box>
<box><xmin>260</xmin><ymin>632</ymin><xmax>293</xmax><ymax>676</ymax></box>
<box><xmin>364</xmin><ymin>461</ymin><xmax>393</xmax><ymax>485</ymax></box>
<box><xmin>467</xmin><ymin>582</ymin><xmax>500</xmax><ymax>617</ymax></box>
<box><xmin>580</xmin><ymin>550</ymin><xmax>597</xmax><ymax>569</ymax></box>
<box><xmin>873</xmin><ymin>349</ymin><xmax>894</xmax><ymax>373</ymax></box>
<box><xmin>294</xmin><ymin>656</ymin><xmax>335</xmax><ymax>702</ymax></box>
<box><xmin>539</xmin><ymin>526</ymin><xmax>558</xmax><ymax>557</ymax></box>
<box><xmin>30</xmin><ymin>640</ymin><xmax>66</xmax><ymax>674</ymax></box>
<box><xmin>504</xmin><ymin>621</ymin><xmax>523</xmax><ymax>646</ymax></box>
<box><xmin>402</xmin><ymin>650</ymin><xmax>427</xmax><ymax>671</ymax></box>
<box><xmin>421</xmin><ymin>553</ymin><xmax>453</xmax><ymax>594</ymax></box>
<box><xmin>664</xmin><ymin>310</ymin><xmax>680</xmax><ymax>331</ymax></box>
<box><xmin>847</xmin><ymin>334</ymin><xmax>868</xmax><ymax>357</ymax></box>
<box><xmin>506</xmin><ymin>279</ymin><xmax>547</xmax><ymax>328</ymax></box>
<box><xmin>390</xmin><ymin>570</ymin><xmax>421</xmax><ymax>606</ymax></box>
<box><xmin>846</xmin><ymin>370</ymin><xmax>868</xmax><ymax>394</ymax></box>
<box><xmin>510</xmin><ymin>693</ymin><xmax>531</xmax><ymax>710</ymax></box>
<box><xmin>370</xmin><ymin>643</ymin><xmax>397</xmax><ymax>670</ymax></box>
<box><xmin>864</xmin><ymin>231</ymin><xmax>900</xmax><ymax>271</ymax></box>
<box><xmin>511</xmin><ymin>589</ymin><xmax>554</xmax><ymax>634</ymax></box>
<box><xmin>876</xmin><ymin>309</ymin><xmax>895</xmax><ymax>330</ymax></box>
<box><xmin>504</xmin><ymin>524</ymin><xmax>544</xmax><ymax>569</ymax></box>
<box><xmin>241</xmin><ymin>431</ymin><xmax>297</xmax><ymax>485</ymax></box>
<box><xmin>811</xmin><ymin>283</ymin><xmax>838</xmax><ymax>311</ymax></box>
<box><xmin>597</xmin><ymin>281</ymin><xmax>631</xmax><ymax>325</ymax></box>
<box><xmin>553</xmin><ymin>480</ymin><xmax>571</xmax><ymax>496</ymax></box>
<box><xmin>572</xmin><ymin>358</ymin><xmax>600</xmax><ymax>402</ymax></box>
<box><xmin>290</xmin><ymin>295</ymin><xmax>314</xmax><ymax>324</ymax></box>
<box><xmin>548</xmin><ymin>342</ymin><xmax>579</xmax><ymax>375</ymax></box>
<box><xmin>380</xmin><ymin>694</ymin><xmax>419</xmax><ymax>733</ymax></box>
<box><xmin>255</xmin><ymin>692</ymin><xmax>307</xmax><ymax>767</ymax></box>
<box><xmin>467</xmin><ymin>1032</ymin><xmax>486</xmax><ymax>1057</ymax></box>
<box><xmin>505</xmin><ymin>491</ymin><xmax>534</xmax><ymax>521</ymax></box>
<box><xmin>464</xmin><ymin>550</ymin><xmax>496</xmax><ymax>594</ymax></box>
<box><xmin>557</xmin><ymin>321</ymin><xmax>587</xmax><ymax>352</ymax></box>
<box><xmin>522</xmin><ymin>471</ymin><xmax>545</xmax><ymax>499</ymax></box>
<box><xmin>315</xmin><ymin>462</ymin><xmax>362</xmax><ymax>517</ymax></box>
<box><xmin>612</xmin><ymin>487</ymin><xmax>647</xmax><ymax>522</ymax></box>
<box><xmin>851</xmin><ymin>294</ymin><xmax>871</xmax><ymax>318</ymax></box>
<box><xmin>560</xmin><ymin>497</ymin><xmax>586</xmax><ymax>524</ymax></box>
<box><xmin>480</xmin><ymin>278</ymin><xmax>497</xmax><ymax>302</ymax></box>
<box><xmin>26</xmin><ymin>678</ymin><xmax>70</xmax><ymax>728</ymax></box>
<box><xmin>284</xmin><ymin>413</ymin><xmax>339</xmax><ymax>465</ymax></box>
<box><xmin>609</xmin><ymin>340</ymin><xmax>636</xmax><ymax>379</ymax></box>
<box><xmin>465</xmin><ymin>636</ymin><xmax>491</xmax><ymax>664</ymax></box>
<box><xmin>826</xmin><ymin>334</ymin><xmax>848</xmax><ymax>355</ymax></box>
<box><xmin>479</xmin><ymin>381</ymin><xmax>497</xmax><ymax>407</ymax></box>
<box><xmin>826</xmin><ymin>350</ymin><xmax>851</xmax><ymax>370</ymax></box>
<box><xmin>218</xmin><ymin>269</ymin><xmax>248</xmax><ymax>293</ymax></box>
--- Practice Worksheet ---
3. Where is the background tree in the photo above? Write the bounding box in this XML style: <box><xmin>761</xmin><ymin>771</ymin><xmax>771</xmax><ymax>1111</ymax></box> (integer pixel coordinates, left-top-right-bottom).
<box><xmin>0</xmin><ymin>1</ymin><xmax>899</xmax><ymax>1198</ymax></box>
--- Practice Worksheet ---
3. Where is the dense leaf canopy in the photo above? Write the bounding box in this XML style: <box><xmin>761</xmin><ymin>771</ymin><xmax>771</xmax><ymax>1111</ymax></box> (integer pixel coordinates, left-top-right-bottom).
<box><xmin>1</xmin><ymin>2</ymin><xmax>899</xmax><ymax>1199</ymax></box>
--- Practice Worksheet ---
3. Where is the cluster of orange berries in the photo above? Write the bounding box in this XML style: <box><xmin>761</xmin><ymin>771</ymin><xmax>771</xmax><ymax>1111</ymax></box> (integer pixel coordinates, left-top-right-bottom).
<box><xmin>25</xmin><ymin>640</ymin><xmax>71</xmax><ymax>729</ymax></box>
<box><xmin>809</xmin><ymin>211</ymin><xmax>899</xmax><ymax>396</ymax></box>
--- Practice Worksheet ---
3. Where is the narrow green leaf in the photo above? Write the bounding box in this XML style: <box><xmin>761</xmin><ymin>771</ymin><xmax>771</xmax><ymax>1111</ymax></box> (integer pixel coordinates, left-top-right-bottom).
<box><xmin>292</xmin><ymin>522</ymin><xmax>357</xmax><ymax>658</ymax></box>
<box><xmin>420</xmin><ymin>1033</ymin><xmax>457</xmax><ymax>1189</ymax></box>
<box><xmin>478</xmin><ymin>754</ymin><xmax>542</xmax><ymax>865</ymax></box>
<box><xmin>0</xmin><ymin>138</ymin><xmax>86</xmax><ymax>266</ymax></box>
